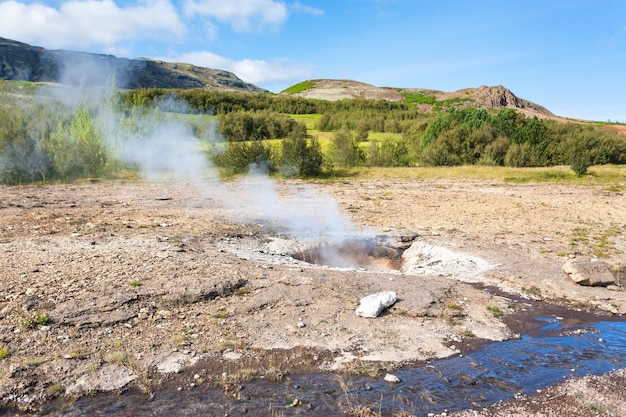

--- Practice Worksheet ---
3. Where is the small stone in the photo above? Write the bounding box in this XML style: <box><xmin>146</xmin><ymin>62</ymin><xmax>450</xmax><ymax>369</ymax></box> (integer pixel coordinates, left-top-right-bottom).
<box><xmin>384</xmin><ymin>373</ymin><xmax>400</xmax><ymax>383</ymax></box>
<box><xmin>297</xmin><ymin>321</ymin><xmax>306</xmax><ymax>328</ymax></box>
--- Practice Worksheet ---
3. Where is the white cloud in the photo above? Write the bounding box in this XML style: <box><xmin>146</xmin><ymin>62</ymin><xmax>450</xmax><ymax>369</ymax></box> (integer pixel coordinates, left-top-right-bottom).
<box><xmin>167</xmin><ymin>51</ymin><xmax>312</xmax><ymax>85</ymax></box>
<box><xmin>0</xmin><ymin>0</ymin><xmax>185</xmax><ymax>50</ymax></box>
<box><xmin>183</xmin><ymin>0</ymin><xmax>288</xmax><ymax>32</ymax></box>
<box><xmin>290</xmin><ymin>1</ymin><xmax>324</xmax><ymax>16</ymax></box>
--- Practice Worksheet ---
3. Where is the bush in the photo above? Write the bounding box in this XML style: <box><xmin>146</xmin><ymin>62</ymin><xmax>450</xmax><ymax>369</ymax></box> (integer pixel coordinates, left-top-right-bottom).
<box><xmin>280</xmin><ymin>134</ymin><xmax>324</xmax><ymax>178</ymax></box>
<box><xmin>479</xmin><ymin>137</ymin><xmax>510</xmax><ymax>166</ymax></box>
<box><xmin>213</xmin><ymin>140</ymin><xmax>274</xmax><ymax>176</ymax></box>
<box><xmin>368</xmin><ymin>138</ymin><xmax>412</xmax><ymax>167</ymax></box>
<box><xmin>570</xmin><ymin>152</ymin><xmax>591</xmax><ymax>176</ymax></box>
<box><xmin>45</xmin><ymin>108</ymin><xmax>108</xmax><ymax>180</ymax></box>
<box><xmin>328</xmin><ymin>127</ymin><xmax>364</xmax><ymax>168</ymax></box>
<box><xmin>217</xmin><ymin>110</ymin><xmax>304</xmax><ymax>142</ymax></box>
<box><xmin>504</xmin><ymin>142</ymin><xmax>537</xmax><ymax>167</ymax></box>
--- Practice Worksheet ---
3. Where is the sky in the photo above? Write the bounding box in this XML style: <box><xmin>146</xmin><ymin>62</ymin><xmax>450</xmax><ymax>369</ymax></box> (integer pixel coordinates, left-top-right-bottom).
<box><xmin>0</xmin><ymin>0</ymin><xmax>624</xmax><ymax>122</ymax></box>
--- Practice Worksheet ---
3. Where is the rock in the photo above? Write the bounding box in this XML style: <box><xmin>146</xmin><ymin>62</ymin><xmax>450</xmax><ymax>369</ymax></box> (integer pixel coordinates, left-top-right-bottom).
<box><xmin>356</xmin><ymin>291</ymin><xmax>397</xmax><ymax>318</ymax></box>
<box><xmin>222</xmin><ymin>351</ymin><xmax>242</xmax><ymax>361</ymax></box>
<box><xmin>384</xmin><ymin>373</ymin><xmax>401</xmax><ymax>383</ymax></box>
<box><xmin>562</xmin><ymin>259</ymin><xmax>615</xmax><ymax>287</ymax></box>
<box><xmin>67</xmin><ymin>364</ymin><xmax>136</xmax><ymax>394</ymax></box>
<box><xmin>156</xmin><ymin>352</ymin><xmax>194</xmax><ymax>374</ymax></box>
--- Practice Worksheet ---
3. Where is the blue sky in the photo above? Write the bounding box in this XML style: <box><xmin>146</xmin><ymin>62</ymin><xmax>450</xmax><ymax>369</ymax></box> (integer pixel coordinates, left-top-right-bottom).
<box><xmin>0</xmin><ymin>0</ymin><xmax>624</xmax><ymax>121</ymax></box>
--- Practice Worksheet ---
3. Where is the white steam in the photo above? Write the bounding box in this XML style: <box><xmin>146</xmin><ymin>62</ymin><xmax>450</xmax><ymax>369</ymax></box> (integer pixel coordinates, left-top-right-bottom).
<box><xmin>226</xmin><ymin>170</ymin><xmax>360</xmax><ymax>238</ymax></box>
<box><xmin>88</xmin><ymin>88</ymin><xmax>363</xmax><ymax>239</ymax></box>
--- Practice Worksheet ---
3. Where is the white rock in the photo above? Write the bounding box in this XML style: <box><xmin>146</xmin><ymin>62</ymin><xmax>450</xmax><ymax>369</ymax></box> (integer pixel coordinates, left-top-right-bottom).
<box><xmin>156</xmin><ymin>352</ymin><xmax>195</xmax><ymax>374</ymax></box>
<box><xmin>384</xmin><ymin>373</ymin><xmax>401</xmax><ymax>383</ymax></box>
<box><xmin>356</xmin><ymin>291</ymin><xmax>397</xmax><ymax>318</ymax></box>
<box><xmin>222</xmin><ymin>351</ymin><xmax>242</xmax><ymax>361</ymax></box>
<box><xmin>67</xmin><ymin>364</ymin><xmax>136</xmax><ymax>394</ymax></box>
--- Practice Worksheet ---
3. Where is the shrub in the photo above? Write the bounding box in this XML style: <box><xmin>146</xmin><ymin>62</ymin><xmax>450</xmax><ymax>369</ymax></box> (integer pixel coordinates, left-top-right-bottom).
<box><xmin>280</xmin><ymin>134</ymin><xmax>324</xmax><ymax>178</ymax></box>
<box><xmin>44</xmin><ymin>108</ymin><xmax>109</xmax><ymax>180</ymax></box>
<box><xmin>213</xmin><ymin>140</ymin><xmax>274</xmax><ymax>176</ymax></box>
<box><xmin>420</xmin><ymin>140</ymin><xmax>461</xmax><ymax>166</ymax></box>
<box><xmin>328</xmin><ymin>127</ymin><xmax>364</xmax><ymax>168</ymax></box>
<box><xmin>479</xmin><ymin>137</ymin><xmax>510</xmax><ymax>166</ymax></box>
<box><xmin>368</xmin><ymin>138</ymin><xmax>412</xmax><ymax>167</ymax></box>
<box><xmin>504</xmin><ymin>142</ymin><xmax>537</xmax><ymax>167</ymax></box>
<box><xmin>570</xmin><ymin>152</ymin><xmax>591</xmax><ymax>176</ymax></box>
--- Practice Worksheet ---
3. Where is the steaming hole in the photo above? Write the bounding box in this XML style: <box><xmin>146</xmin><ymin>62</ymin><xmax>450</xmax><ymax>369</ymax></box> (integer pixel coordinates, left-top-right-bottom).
<box><xmin>290</xmin><ymin>235</ymin><xmax>415</xmax><ymax>272</ymax></box>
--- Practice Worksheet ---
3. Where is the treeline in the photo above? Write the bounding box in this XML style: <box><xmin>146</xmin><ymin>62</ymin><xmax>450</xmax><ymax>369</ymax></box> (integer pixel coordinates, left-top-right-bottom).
<box><xmin>198</xmin><ymin>93</ymin><xmax>626</xmax><ymax>176</ymax></box>
<box><xmin>2</xmin><ymin>83</ymin><xmax>626</xmax><ymax>184</ymax></box>
<box><xmin>217</xmin><ymin>110</ymin><xmax>306</xmax><ymax>141</ymax></box>
<box><xmin>121</xmin><ymin>88</ymin><xmax>408</xmax><ymax>115</ymax></box>
<box><xmin>404</xmin><ymin>108</ymin><xmax>626</xmax><ymax>172</ymax></box>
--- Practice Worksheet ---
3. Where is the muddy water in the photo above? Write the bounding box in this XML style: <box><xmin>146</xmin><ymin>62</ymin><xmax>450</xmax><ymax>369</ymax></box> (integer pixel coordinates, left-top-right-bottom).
<box><xmin>30</xmin><ymin>317</ymin><xmax>626</xmax><ymax>417</ymax></box>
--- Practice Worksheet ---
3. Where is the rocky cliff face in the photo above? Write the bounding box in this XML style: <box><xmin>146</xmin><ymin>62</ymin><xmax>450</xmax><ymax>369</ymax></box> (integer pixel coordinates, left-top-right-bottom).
<box><xmin>471</xmin><ymin>85</ymin><xmax>553</xmax><ymax>115</ymax></box>
<box><xmin>0</xmin><ymin>37</ymin><xmax>266</xmax><ymax>92</ymax></box>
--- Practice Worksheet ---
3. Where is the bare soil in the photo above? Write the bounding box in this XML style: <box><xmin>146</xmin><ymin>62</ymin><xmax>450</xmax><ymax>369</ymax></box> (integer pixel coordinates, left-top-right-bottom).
<box><xmin>1</xmin><ymin>177</ymin><xmax>625</xmax><ymax>414</ymax></box>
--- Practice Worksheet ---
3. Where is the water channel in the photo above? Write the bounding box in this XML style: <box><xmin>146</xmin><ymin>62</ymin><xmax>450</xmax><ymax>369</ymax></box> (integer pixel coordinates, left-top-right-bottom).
<box><xmin>26</xmin><ymin>315</ymin><xmax>626</xmax><ymax>417</ymax></box>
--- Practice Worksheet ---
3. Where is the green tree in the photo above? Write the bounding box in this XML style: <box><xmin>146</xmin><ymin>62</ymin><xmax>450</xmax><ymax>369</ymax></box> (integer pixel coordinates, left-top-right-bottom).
<box><xmin>45</xmin><ymin>108</ymin><xmax>108</xmax><ymax>180</ymax></box>
<box><xmin>328</xmin><ymin>127</ymin><xmax>364</xmax><ymax>168</ymax></box>
<box><xmin>368</xmin><ymin>138</ymin><xmax>411</xmax><ymax>167</ymax></box>
<box><xmin>280</xmin><ymin>133</ymin><xmax>324</xmax><ymax>177</ymax></box>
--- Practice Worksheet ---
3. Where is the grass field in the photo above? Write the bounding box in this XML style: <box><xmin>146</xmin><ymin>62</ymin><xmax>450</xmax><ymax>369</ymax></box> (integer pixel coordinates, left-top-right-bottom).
<box><xmin>333</xmin><ymin>164</ymin><xmax>626</xmax><ymax>184</ymax></box>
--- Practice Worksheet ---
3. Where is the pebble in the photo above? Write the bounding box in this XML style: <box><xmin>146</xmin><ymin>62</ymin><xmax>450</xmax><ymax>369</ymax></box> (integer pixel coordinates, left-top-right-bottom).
<box><xmin>297</xmin><ymin>321</ymin><xmax>306</xmax><ymax>328</ymax></box>
<box><xmin>384</xmin><ymin>373</ymin><xmax>400</xmax><ymax>383</ymax></box>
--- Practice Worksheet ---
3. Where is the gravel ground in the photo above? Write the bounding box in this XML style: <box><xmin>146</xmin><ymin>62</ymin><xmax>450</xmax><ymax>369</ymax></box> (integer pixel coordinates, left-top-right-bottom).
<box><xmin>1</xmin><ymin>176</ymin><xmax>625</xmax><ymax>415</ymax></box>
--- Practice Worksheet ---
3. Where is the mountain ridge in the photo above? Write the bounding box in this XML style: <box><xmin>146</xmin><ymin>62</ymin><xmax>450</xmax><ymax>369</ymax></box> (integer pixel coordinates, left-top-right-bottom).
<box><xmin>2</xmin><ymin>37</ymin><xmax>558</xmax><ymax>119</ymax></box>
<box><xmin>0</xmin><ymin>37</ymin><xmax>266</xmax><ymax>92</ymax></box>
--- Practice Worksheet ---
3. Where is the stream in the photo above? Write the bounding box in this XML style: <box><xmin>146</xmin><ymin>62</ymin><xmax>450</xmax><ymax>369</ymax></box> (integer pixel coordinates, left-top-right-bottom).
<box><xmin>28</xmin><ymin>316</ymin><xmax>626</xmax><ymax>417</ymax></box>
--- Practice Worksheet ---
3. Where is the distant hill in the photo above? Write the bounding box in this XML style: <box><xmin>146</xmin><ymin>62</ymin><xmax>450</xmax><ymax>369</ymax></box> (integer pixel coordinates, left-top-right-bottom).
<box><xmin>281</xmin><ymin>79</ymin><xmax>556</xmax><ymax>119</ymax></box>
<box><xmin>0</xmin><ymin>37</ymin><xmax>266</xmax><ymax>92</ymax></box>
<box><xmin>0</xmin><ymin>37</ymin><xmax>561</xmax><ymax>119</ymax></box>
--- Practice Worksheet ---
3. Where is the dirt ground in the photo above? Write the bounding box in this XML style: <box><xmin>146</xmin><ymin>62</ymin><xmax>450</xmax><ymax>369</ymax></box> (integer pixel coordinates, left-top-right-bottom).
<box><xmin>1</xmin><ymin>176</ymin><xmax>625</xmax><ymax>415</ymax></box>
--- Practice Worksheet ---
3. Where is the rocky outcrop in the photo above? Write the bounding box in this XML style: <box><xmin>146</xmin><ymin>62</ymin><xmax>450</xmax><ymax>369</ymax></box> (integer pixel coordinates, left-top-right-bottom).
<box><xmin>472</xmin><ymin>85</ymin><xmax>554</xmax><ymax>115</ymax></box>
<box><xmin>0</xmin><ymin>37</ymin><xmax>266</xmax><ymax>92</ymax></box>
